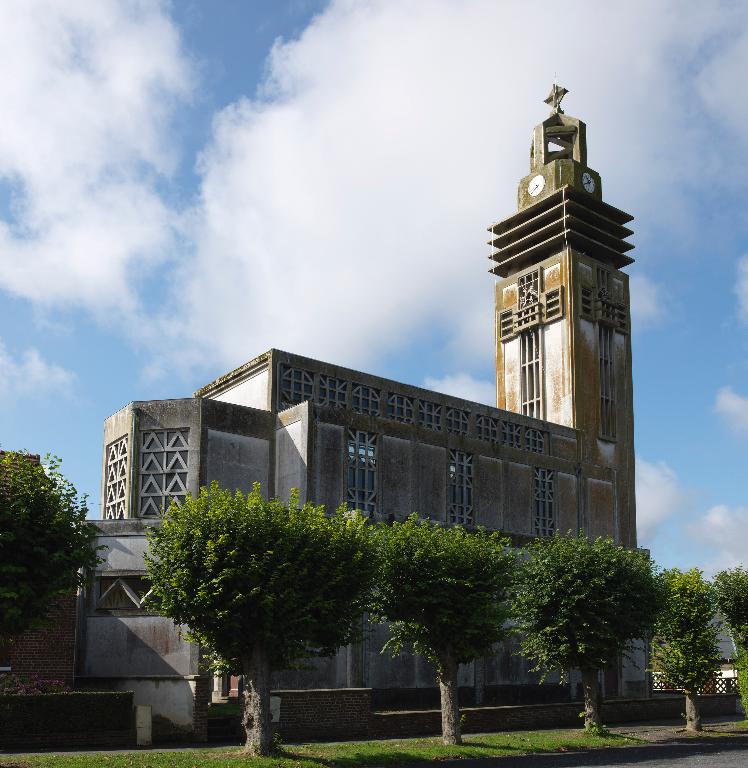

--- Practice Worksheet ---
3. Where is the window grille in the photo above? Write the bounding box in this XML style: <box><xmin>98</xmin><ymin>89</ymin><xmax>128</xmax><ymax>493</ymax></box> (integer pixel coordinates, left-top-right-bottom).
<box><xmin>280</xmin><ymin>365</ymin><xmax>313</xmax><ymax>408</ymax></box>
<box><xmin>499</xmin><ymin>310</ymin><xmax>514</xmax><ymax>340</ymax></box>
<box><xmin>476</xmin><ymin>414</ymin><xmax>499</xmax><ymax>442</ymax></box>
<box><xmin>104</xmin><ymin>435</ymin><xmax>128</xmax><ymax>520</ymax></box>
<box><xmin>318</xmin><ymin>375</ymin><xmax>347</xmax><ymax>408</ymax></box>
<box><xmin>525</xmin><ymin>428</ymin><xmax>545</xmax><ymax>454</ymax></box>
<box><xmin>599</xmin><ymin>324</ymin><xmax>616</xmax><ymax>439</ymax></box>
<box><xmin>533</xmin><ymin>467</ymin><xmax>555</xmax><ymax>537</ymax></box>
<box><xmin>351</xmin><ymin>383</ymin><xmax>380</xmax><ymax>415</ymax></box>
<box><xmin>501</xmin><ymin>420</ymin><xmax>522</xmax><ymax>448</ymax></box>
<box><xmin>347</xmin><ymin>430</ymin><xmax>377</xmax><ymax>514</ymax></box>
<box><xmin>544</xmin><ymin>287</ymin><xmax>563</xmax><ymax>322</ymax></box>
<box><xmin>448</xmin><ymin>450</ymin><xmax>473</xmax><ymax>525</ymax></box>
<box><xmin>387</xmin><ymin>393</ymin><xmax>414</xmax><ymax>423</ymax></box>
<box><xmin>580</xmin><ymin>285</ymin><xmax>594</xmax><ymax>318</ymax></box>
<box><xmin>418</xmin><ymin>400</ymin><xmax>442</xmax><ymax>430</ymax></box>
<box><xmin>520</xmin><ymin>328</ymin><xmax>542</xmax><ymax>418</ymax></box>
<box><xmin>596</xmin><ymin>266</ymin><xmax>610</xmax><ymax>300</ymax></box>
<box><xmin>138</xmin><ymin>429</ymin><xmax>189</xmax><ymax>517</ymax></box>
<box><xmin>445</xmin><ymin>407</ymin><xmax>469</xmax><ymax>436</ymax></box>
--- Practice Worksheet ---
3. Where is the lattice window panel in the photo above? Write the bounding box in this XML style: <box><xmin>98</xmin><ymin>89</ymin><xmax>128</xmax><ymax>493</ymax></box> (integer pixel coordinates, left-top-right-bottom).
<box><xmin>501</xmin><ymin>420</ymin><xmax>522</xmax><ymax>448</ymax></box>
<box><xmin>476</xmin><ymin>414</ymin><xmax>499</xmax><ymax>442</ymax></box>
<box><xmin>520</xmin><ymin>329</ymin><xmax>542</xmax><ymax>418</ymax></box>
<box><xmin>533</xmin><ymin>467</ymin><xmax>555</xmax><ymax>537</ymax></box>
<box><xmin>599</xmin><ymin>324</ymin><xmax>616</xmax><ymax>439</ymax></box>
<box><xmin>347</xmin><ymin>430</ymin><xmax>377</xmax><ymax>514</ymax></box>
<box><xmin>97</xmin><ymin>576</ymin><xmax>151</xmax><ymax>611</ymax></box>
<box><xmin>352</xmin><ymin>383</ymin><xmax>380</xmax><ymax>416</ymax></box>
<box><xmin>138</xmin><ymin>429</ymin><xmax>189</xmax><ymax>518</ymax></box>
<box><xmin>499</xmin><ymin>310</ymin><xmax>515</xmax><ymax>340</ymax></box>
<box><xmin>518</xmin><ymin>270</ymin><xmax>540</xmax><ymax>308</ymax></box>
<box><xmin>387</xmin><ymin>393</ymin><xmax>414</xmax><ymax>423</ymax></box>
<box><xmin>445</xmin><ymin>407</ymin><xmax>469</xmax><ymax>436</ymax></box>
<box><xmin>544</xmin><ymin>287</ymin><xmax>564</xmax><ymax>322</ymax></box>
<box><xmin>318</xmin><ymin>375</ymin><xmax>348</xmax><ymax>408</ymax></box>
<box><xmin>596</xmin><ymin>266</ymin><xmax>611</xmax><ymax>300</ymax></box>
<box><xmin>419</xmin><ymin>400</ymin><xmax>442</xmax><ymax>431</ymax></box>
<box><xmin>104</xmin><ymin>435</ymin><xmax>128</xmax><ymax>520</ymax></box>
<box><xmin>279</xmin><ymin>365</ymin><xmax>314</xmax><ymax>409</ymax></box>
<box><xmin>515</xmin><ymin>304</ymin><xmax>541</xmax><ymax>330</ymax></box>
<box><xmin>448</xmin><ymin>450</ymin><xmax>473</xmax><ymax>525</ymax></box>
<box><xmin>525</xmin><ymin>428</ymin><xmax>545</xmax><ymax>454</ymax></box>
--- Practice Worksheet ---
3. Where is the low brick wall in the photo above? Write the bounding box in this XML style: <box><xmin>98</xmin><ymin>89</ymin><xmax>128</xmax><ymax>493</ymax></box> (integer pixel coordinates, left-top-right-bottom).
<box><xmin>369</xmin><ymin>694</ymin><xmax>738</xmax><ymax>739</ymax></box>
<box><xmin>7</xmin><ymin>595</ymin><xmax>77</xmax><ymax>685</ymax></box>
<box><xmin>0</xmin><ymin>691</ymin><xmax>135</xmax><ymax>750</ymax></box>
<box><xmin>275</xmin><ymin>688</ymin><xmax>371</xmax><ymax>742</ymax></box>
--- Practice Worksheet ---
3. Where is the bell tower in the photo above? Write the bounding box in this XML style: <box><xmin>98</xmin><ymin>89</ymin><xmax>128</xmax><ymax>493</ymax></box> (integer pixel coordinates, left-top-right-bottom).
<box><xmin>489</xmin><ymin>85</ymin><xmax>637</xmax><ymax>547</ymax></box>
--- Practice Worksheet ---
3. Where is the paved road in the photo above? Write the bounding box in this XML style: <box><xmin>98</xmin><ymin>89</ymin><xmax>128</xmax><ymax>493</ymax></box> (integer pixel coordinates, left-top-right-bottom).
<box><xmin>399</xmin><ymin>737</ymin><xmax>748</xmax><ymax>768</ymax></box>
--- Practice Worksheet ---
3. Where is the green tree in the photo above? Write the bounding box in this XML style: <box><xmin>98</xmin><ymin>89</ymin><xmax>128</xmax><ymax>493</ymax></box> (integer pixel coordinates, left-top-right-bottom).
<box><xmin>0</xmin><ymin>451</ymin><xmax>99</xmax><ymax>643</ymax></box>
<box><xmin>512</xmin><ymin>533</ymin><xmax>663</xmax><ymax>731</ymax></box>
<box><xmin>372</xmin><ymin>515</ymin><xmax>516</xmax><ymax>745</ymax></box>
<box><xmin>144</xmin><ymin>483</ymin><xmax>377</xmax><ymax>756</ymax></box>
<box><xmin>651</xmin><ymin>568</ymin><xmax>722</xmax><ymax>732</ymax></box>
<box><xmin>713</xmin><ymin>567</ymin><xmax>748</xmax><ymax>717</ymax></box>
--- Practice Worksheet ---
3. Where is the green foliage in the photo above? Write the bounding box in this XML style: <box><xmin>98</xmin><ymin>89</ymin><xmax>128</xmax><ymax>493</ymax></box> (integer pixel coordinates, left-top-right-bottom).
<box><xmin>371</xmin><ymin>514</ymin><xmax>516</xmax><ymax>665</ymax></box>
<box><xmin>512</xmin><ymin>533</ymin><xmax>663</xmax><ymax>675</ymax></box>
<box><xmin>733</xmin><ymin>648</ymin><xmax>748</xmax><ymax>716</ymax></box>
<box><xmin>0</xmin><ymin>452</ymin><xmax>99</xmax><ymax>641</ymax></box>
<box><xmin>714</xmin><ymin>567</ymin><xmax>748</xmax><ymax>650</ymax></box>
<box><xmin>144</xmin><ymin>483</ymin><xmax>378</xmax><ymax>670</ymax></box>
<box><xmin>651</xmin><ymin>568</ymin><xmax>722</xmax><ymax>695</ymax></box>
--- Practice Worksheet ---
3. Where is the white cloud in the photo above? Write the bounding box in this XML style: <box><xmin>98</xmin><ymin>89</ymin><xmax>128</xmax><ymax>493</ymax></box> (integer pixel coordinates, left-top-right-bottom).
<box><xmin>155</xmin><ymin>0</ymin><xmax>748</xmax><ymax>375</ymax></box>
<box><xmin>629</xmin><ymin>274</ymin><xmax>666</xmax><ymax>329</ymax></box>
<box><xmin>636</xmin><ymin>456</ymin><xmax>688</xmax><ymax>544</ymax></box>
<box><xmin>0</xmin><ymin>339</ymin><xmax>75</xmax><ymax>400</ymax></box>
<box><xmin>422</xmin><ymin>373</ymin><xmax>494</xmax><ymax>405</ymax></box>
<box><xmin>689</xmin><ymin>505</ymin><xmax>748</xmax><ymax>573</ymax></box>
<box><xmin>0</xmin><ymin>0</ymin><xmax>192</xmax><ymax>316</ymax></box>
<box><xmin>715</xmin><ymin>387</ymin><xmax>748</xmax><ymax>434</ymax></box>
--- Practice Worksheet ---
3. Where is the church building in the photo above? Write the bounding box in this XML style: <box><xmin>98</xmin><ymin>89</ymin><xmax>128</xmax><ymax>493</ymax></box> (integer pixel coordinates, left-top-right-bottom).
<box><xmin>77</xmin><ymin>88</ymin><xmax>643</xmax><ymax>738</ymax></box>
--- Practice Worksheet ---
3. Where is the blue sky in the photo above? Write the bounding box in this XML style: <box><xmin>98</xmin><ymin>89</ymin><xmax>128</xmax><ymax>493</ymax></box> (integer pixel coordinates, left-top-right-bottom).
<box><xmin>1</xmin><ymin>0</ymin><xmax>747</xmax><ymax>575</ymax></box>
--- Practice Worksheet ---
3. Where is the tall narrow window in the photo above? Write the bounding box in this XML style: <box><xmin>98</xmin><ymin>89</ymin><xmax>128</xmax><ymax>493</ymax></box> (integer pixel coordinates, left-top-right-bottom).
<box><xmin>520</xmin><ymin>328</ymin><xmax>542</xmax><ymax>418</ymax></box>
<box><xmin>533</xmin><ymin>467</ymin><xmax>555</xmax><ymax>537</ymax></box>
<box><xmin>448</xmin><ymin>450</ymin><xmax>473</xmax><ymax>525</ymax></box>
<box><xmin>599</xmin><ymin>325</ymin><xmax>616</xmax><ymax>439</ymax></box>
<box><xmin>347</xmin><ymin>430</ymin><xmax>377</xmax><ymax>514</ymax></box>
<box><xmin>104</xmin><ymin>435</ymin><xmax>128</xmax><ymax>520</ymax></box>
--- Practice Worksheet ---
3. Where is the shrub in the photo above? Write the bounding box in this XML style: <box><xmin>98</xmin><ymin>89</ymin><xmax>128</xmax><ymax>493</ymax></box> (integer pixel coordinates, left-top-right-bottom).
<box><xmin>0</xmin><ymin>673</ymin><xmax>69</xmax><ymax>695</ymax></box>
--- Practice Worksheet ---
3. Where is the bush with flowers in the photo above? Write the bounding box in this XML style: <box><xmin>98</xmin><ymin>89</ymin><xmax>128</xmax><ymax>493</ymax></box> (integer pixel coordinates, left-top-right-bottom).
<box><xmin>0</xmin><ymin>673</ymin><xmax>69</xmax><ymax>695</ymax></box>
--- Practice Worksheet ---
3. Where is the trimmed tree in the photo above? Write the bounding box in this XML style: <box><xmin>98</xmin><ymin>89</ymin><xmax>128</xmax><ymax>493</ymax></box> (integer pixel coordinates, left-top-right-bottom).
<box><xmin>512</xmin><ymin>533</ymin><xmax>663</xmax><ymax>731</ymax></box>
<box><xmin>0</xmin><ymin>452</ymin><xmax>98</xmax><ymax>643</ymax></box>
<box><xmin>144</xmin><ymin>483</ymin><xmax>377</xmax><ymax>755</ymax></box>
<box><xmin>651</xmin><ymin>568</ymin><xmax>722</xmax><ymax>732</ymax></box>
<box><xmin>713</xmin><ymin>567</ymin><xmax>748</xmax><ymax>717</ymax></box>
<box><xmin>371</xmin><ymin>514</ymin><xmax>516</xmax><ymax>745</ymax></box>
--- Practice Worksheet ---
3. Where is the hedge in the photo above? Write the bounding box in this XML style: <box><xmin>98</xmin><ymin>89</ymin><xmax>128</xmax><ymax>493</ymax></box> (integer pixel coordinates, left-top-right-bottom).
<box><xmin>0</xmin><ymin>691</ymin><xmax>133</xmax><ymax>735</ymax></box>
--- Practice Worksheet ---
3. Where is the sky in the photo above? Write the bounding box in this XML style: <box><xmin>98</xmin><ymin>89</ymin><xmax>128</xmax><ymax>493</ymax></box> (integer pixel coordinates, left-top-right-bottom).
<box><xmin>1</xmin><ymin>0</ymin><xmax>747</xmax><ymax>576</ymax></box>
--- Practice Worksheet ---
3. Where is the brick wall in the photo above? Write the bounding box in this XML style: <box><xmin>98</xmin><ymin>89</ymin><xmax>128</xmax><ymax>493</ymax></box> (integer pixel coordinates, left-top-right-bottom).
<box><xmin>369</xmin><ymin>694</ymin><xmax>739</xmax><ymax>739</ymax></box>
<box><xmin>7</xmin><ymin>594</ymin><xmax>77</xmax><ymax>684</ymax></box>
<box><xmin>275</xmin><ymin>688</ymin><xmax>371</xmax><ymax>742</ymax></box>
<box><xmin>192</xmin><ymin>675</ymin><xmax>211</xmax><ymax>742</ymax></box>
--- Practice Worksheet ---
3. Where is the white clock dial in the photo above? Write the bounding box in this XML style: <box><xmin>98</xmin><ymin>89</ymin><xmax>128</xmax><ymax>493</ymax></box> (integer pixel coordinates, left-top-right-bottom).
<box><xmin>581</xmin><ymin>172</ymin><xmax>596</xmax><ymax>193</ymax></box>
<box><xmin>527</xmin><ymin>174</ymin><xmax>545</xmax><ymax>197</ymax></box>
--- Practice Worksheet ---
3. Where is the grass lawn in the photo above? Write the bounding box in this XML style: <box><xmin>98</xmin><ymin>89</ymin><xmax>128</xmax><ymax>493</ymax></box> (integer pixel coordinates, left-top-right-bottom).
<box><xmin>0</xmin><ymin>729</ymin><xmax>641</xmax><ymax>768</ymax></box>
<box><xmin>207</xmin><ymin>702</ymin><xmax>241</xmax><ymax>718</ymax></box>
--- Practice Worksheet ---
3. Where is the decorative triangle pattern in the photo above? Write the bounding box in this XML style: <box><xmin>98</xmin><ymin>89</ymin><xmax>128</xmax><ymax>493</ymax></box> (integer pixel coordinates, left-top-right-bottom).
<box><xmin>104</xmin><ymin>435</ymin><xmax>128</xmax><ymax>520</ymax></box>
<box><xmin>138</xmin><ymin>429</ymin><xmax>189</xmax><ymax>517</ymax></box>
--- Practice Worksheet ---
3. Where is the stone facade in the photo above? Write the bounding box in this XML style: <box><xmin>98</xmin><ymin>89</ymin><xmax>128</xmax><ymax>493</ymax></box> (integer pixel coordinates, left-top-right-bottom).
<box><xmin>81</xmin><ymin>92</ymin><xmax>644</xmax><ymax>726</ymax></box>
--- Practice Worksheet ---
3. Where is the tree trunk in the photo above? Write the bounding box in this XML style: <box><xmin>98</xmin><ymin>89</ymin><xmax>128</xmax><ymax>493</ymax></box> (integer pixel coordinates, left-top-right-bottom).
<box><xmin>242</xmin><ymin>642</ymin><xmax>273</xmax><ymax>755</ymax></box>
<box><xmin>581</xmin><ymin>667</ymin><xmax>601</xmax><ymax>731</ymax></box>
<box><xmin>437</xmin><ymin>653</ymin><xmax>462</xmax><ymax>745</ymax></box>
<box><xmin>685</xmin><ymin>692</ymin><xmax>702</xmax><ymax>732</ymax></box>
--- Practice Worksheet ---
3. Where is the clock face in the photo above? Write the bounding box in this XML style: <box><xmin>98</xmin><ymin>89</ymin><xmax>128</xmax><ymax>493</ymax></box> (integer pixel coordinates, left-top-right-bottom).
<box><xmin>528</xmin><ymin>174</ymin><xmax>545</xmax><ymax>197</ymax></box>
<box><xmin>581</xmin><ymin>172</ymin><xmax>596</xmax><ymax>193</ymax></box>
